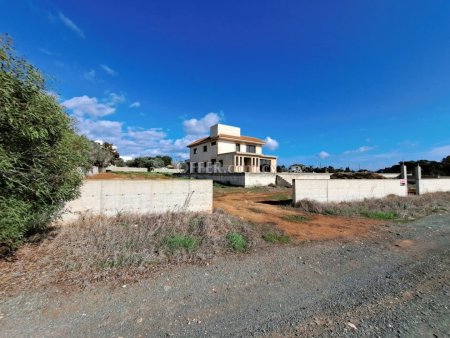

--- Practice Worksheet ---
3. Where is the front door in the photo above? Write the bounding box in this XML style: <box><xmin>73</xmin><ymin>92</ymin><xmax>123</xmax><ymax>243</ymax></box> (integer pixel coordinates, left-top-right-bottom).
<box><xmin>244</xmin><ymin>157</ymin><xmax>252</xmax><ymax>172</ymax></box>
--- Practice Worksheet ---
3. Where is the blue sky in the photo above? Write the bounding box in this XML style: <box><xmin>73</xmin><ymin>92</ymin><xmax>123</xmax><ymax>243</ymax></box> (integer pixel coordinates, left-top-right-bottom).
<box><xmin>1</xmin><ymin>0</ymin><xmax>450</xmax><ymax>169</ymax></box>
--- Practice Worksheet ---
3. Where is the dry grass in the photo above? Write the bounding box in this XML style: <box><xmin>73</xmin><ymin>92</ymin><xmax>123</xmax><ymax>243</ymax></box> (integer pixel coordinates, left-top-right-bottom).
<box><xmin>0</xmin><ymin>211</ymin><xmax>275</xmax><ymax>294</ymax></box>
<box><xmin>295</xmin><ymin>192</ymin><xmax>450</xmax><ymax>220</ymax></box>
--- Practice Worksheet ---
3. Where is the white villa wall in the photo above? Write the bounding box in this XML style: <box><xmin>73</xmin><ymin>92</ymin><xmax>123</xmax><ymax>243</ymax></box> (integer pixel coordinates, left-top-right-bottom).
<box><xmin>254</xmin><ymin>145</ymin><xmax>263</xmax><ymax>154</ymax></box>
<box><xmin>293</xmin><ymin>179</ymin><xmax>408</xmax><ymax>203</ymax></box>
<box><xmin>416</xmin><ymin>178</ymin><xmax>450</xmax><ymax>195</ymax></box>
<box><xmin>190</xmin><ymin>142</ymin><xmax>218</xmax><ymax>163</ymax></box>
<box><xmin>217</xmin><ymin>140</ymin><xmax>236</xmax><ymax>154</ymax></box>
<box><xmin>61</xmin><ymin>179</ymin><xmax>213</xmax><ymax>223</ymax></box>
<box><xmin>211</xmin><ymin>124</ymin><xmax>241</xmax><ymax>137</ymax></box>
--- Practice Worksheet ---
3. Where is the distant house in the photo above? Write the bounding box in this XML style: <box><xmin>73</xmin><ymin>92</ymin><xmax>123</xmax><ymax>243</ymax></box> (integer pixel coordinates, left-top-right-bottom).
<box><xmin>187</xmin><ymin>124</ymin><xmax>277</xmax><ymax>173</ymax></box>
<box><xmin>289</xmin><ymin>164</ymin><xmax>304</xmax><ymax>173</ymax></box>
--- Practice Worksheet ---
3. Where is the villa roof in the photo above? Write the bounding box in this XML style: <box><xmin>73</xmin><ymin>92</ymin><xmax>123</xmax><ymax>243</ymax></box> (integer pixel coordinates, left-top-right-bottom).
<box><xmin>187</xmin><ymin>134</ymin><xmax>266</xmax><ymax>148</ymax></box>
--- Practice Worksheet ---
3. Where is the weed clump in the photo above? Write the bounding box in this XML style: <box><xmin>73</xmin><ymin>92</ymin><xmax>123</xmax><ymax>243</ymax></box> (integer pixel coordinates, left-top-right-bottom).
<box><xmin>226</xmin><ymin>232</ymin><xmax>247</xmax><ymax>252</ymax></box>
<box><xmin>262</xmin><ymin>231</ymin><xmax>290</xmax><ymax>244</ymax></box>
<box><xmin>164</xmin><ymin>235</ymin><xmax>200</xmax><ymax>252</ymax></box>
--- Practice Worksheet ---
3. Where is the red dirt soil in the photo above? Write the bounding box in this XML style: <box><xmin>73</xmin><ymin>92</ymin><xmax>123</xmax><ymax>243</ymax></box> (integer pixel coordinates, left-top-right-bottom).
<box><xmin>214</xmin><ymin>188</ymin><xmax>381</xmax><ymax>241</ymax></box>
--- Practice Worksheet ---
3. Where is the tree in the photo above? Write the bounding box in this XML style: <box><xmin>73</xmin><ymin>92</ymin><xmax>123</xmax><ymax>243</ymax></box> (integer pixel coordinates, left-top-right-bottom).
<box><xmin>103</xmin><ymin>142</ymin><xmax>121</xmax><ymax>165</ymax></box>
<box><xmin>127</xmin><ymin>156</ymin><xmax>164</xmax><ymax>171</ymax></box>
<box><xmin>442</xmin><ymin>156</ymin><xmax>450</xmax><ymax>176</ymax></box>
<box><xmin>0</xmin><ymin>35</ymin><xmax>90</xmax><ymax>254</ymax></box>
<box><xmin>277</xmin><ymin>165</ymin><xmax>288</xmax><ymax>173</ymax></box>
<box><xmin>156</xmin><ymin>155</ymin><xmax>172</xmax><ymax>167</ymax></box>
<box><xmin>88</xmin><ymin>141</ymin><xmax>118</xmax><ymax>171</ymax></box>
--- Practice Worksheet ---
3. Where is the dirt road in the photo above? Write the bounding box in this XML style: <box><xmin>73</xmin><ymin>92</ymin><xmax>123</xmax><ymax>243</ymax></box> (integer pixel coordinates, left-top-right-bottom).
<box><xmin>1</xmin><ymin>213</ymin><xmax>449</xmax><ymax>337</ymax></box>
<box><xmin>214</xmin><ymin>187</ymin><xmax>380</xmax><ymax>241</ymax></box>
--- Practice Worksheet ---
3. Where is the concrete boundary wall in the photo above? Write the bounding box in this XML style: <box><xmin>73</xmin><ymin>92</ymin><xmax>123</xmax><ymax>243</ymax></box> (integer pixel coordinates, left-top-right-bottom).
<box><xmin>244</xmin><ymin>173</ymin><xmax>277</xmax><ymax>187</ymax></box>
<box><xmin>416</xmin><ymin>178</ymin><xmax>450</xmax><ymax>195</ymax></box>
<box><xmin>184</xmin><ymin>173</ymin><xmax>247</xmax><ymax>186</ymax></box>
<box><xmin>180</xmin><ymin>173</ymin><xmax>277</xmax><ymax>187</ymax></box>
<box><xmin>105</xmin><ymin>166</ymin><xmax>148</xmax><ymax>172</ymax></box>
<box><xmin>153</xmin><ymin>168</ymin><xmax>185</xmax><ymax>174</ymax></box>
<box><xmin>62</xmin><ymin>179</ymin><xmax>212</xmax><ymax>222</ymax></box>
<box><xmin>277</xmin><ymin>173</ymin><xmax>332</xmax><ymax>185</ymax></box>
<box><xmin>293</xmin><ymin>179</ymin><xmax>408</xmax><ymax>203</ymax></box>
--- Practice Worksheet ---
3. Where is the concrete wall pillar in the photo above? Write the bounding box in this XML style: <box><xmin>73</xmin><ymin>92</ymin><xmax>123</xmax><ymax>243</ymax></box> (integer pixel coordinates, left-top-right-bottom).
<box><xmin>400</xmin><ymin>163</ymin><xmax>407</xmax><ymax>179</ymax></box>
<box><xmin>415</xmin><ymin>165</ymin><xmax>422</xmax><ymax>195</ymax></box>
<box><xmin>415</xmin><ymin>165</ymin><xmax>422</xmax><ymax>180</ymax></box>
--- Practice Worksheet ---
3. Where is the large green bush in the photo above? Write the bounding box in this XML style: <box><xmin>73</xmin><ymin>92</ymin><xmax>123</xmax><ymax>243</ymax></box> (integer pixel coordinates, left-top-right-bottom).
<box><xmin>0</xmin><ymin>35</ymin><xmax>90</xmax><ymax>254</ymax></box>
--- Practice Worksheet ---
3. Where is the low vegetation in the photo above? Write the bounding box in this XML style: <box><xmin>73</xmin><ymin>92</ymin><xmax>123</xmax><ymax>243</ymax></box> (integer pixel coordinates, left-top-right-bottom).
<box><xmin>0</xmin><ymin>211</ymin><xmax>277</xmax><ymax>293</ymax></box>
<box><xmin>226</xmin><ymin>232</ymin><xmax>247</xmax><ymax>252</ymax></box>
<box><xmin>295</xmin><ymin>192</ymin><xmax>450</xmax><ymax>220</ymax></box>
<box><xmin>87</xmin><ymin>171</ymin><xmax>176</xmax><ymax>180</ymax></box>
<box><xmin>262</xmin><ymin>231</ymin><xmax>290</xmax><ymax>244</ymax></box>
<box><xmin>330</xmin><ymin>172</ymin><xmax>386</xmax><ymax>179</ymax></box>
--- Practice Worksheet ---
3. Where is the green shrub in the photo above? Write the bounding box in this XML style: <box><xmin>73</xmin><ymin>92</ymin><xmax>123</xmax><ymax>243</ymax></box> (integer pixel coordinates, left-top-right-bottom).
<box><xmin>0</xmin><ymin>198</ymin><xmax>32</xmax><ymax>254</ymax></box>
<box><xmin>226</xmin><ymin>232</ymin><xmax>247</xmax><ymax>252</ymax></box>
<box><xmin>262</xmin><ymin>231</ymin><xmax>290</xmax><ymax>244</ymax></box>
<box><xmin>164</xmin><ymin>235</ymin><xmax>200</xmax><ymax>252</ymax></box>
<box><xmin>361</xmin><ymin>210</ymin><xmax>397</xmax><ymax>220</ymax></box>
<box><xmin>0</xmin><ymin>35</ymin><xmax>90</xmax><ymax>254</ymax></box>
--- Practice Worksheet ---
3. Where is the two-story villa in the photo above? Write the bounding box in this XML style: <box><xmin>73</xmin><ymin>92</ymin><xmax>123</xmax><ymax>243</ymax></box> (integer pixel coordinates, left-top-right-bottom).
<box><xmin>187</xmin><ymin>124</ymin><xmax>277</xmax><ymax>173</ymax></box>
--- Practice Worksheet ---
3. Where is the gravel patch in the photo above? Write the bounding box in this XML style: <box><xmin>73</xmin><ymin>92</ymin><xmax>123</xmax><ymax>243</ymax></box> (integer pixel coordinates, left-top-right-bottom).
<box><xmin>0</xmin><ymin>213</ymin><xmax>449</xmax><ymax>337</ymax></box>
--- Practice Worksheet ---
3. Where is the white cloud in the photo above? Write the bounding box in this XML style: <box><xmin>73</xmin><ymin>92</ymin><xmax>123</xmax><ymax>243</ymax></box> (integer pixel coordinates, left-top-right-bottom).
<box><xmin>183</xmin><ymin>112</ymin><xmax>221</xmax><ymax>135</ymax></box>
<box><xmin>100</xmin><ymin>64</ymin><xmax>118</xmax><ymax>76</ymax></box>
<box><xmin>83</xmin><ymin>69</ymin><xmax>96</xmax><ymax>81</ymax></box>
<box><xmin>62</xmin><ymin>95</ymin><xmax>115</xmax><ymax>117</ymax></box>
<box><xmin>107</xmin><ymin>92</ymin><xmax>125</xmax><ymax>105</ymax></box>
<box><xmin>428</xmin><ymin>145</ymin><xmax>450</xmax><ymax>158</ymax></box>
<box><xmin>75</xmin><ymin>118</ymin><xmax>123</xmax><ymax>141</ymax></box>
<box><xmin>129</xmin><ymin>101</ymin><xmax>141</xmax><ymax>108</ymax></box>
<box><xmin>343</xmin><ymin>145</ymin><xmax>376</xmax><ymax>154</ymax></box>
<box><xmin>58</xmin><ymin>12</ymin><xmax>85</xmax><ymax>38</ymax></box>
<box><xmin>64</xmin><ymin>96</ymin><xmax>220</xmax><ymax>160</ymax></box>
<box><xmin>264</xmin><ymin>137</ymin><xmax>279</xmax><ymax>151</ymax></box>
<box><xmin>318</xmin><ymin>151</ymin><xmax>330</xmax><ymax>159</ymax></box>
<box><xmin>127</xmin><ymin>128</ymin><xmax>167</xmax><ymax>141</ymax></box>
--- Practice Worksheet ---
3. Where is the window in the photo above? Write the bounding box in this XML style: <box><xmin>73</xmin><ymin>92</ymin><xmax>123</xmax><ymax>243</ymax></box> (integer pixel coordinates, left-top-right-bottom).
<box><xmin>211</xmin><ymin>141</ymin><xmax>216</xmax><ymax>146</ymax></box>
<box><xmin>236</xmin><ymin>143</ymin><xmax>241</xmax><ymax>152</ymax></box>
<box><xmin>246</xmin><ymin>145</ymin><xmax>256</xmax><ymax>153</ymax></box>
<box><xmin>193</xmin><ymin>148</ymin><xmax>197</xmax><ymax>154</ymax></box>
<box><xmin>203</xmin><ymin>145</ymin><xmax>207</xmax><ymax>152</ymax></box>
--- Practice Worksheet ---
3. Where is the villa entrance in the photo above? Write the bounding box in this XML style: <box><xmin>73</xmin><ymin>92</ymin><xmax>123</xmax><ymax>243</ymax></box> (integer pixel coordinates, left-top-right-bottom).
<box><xmin>244</xmin><ymin>157</ymin><xmax>252</xmax><ymax>172</ymax></box>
